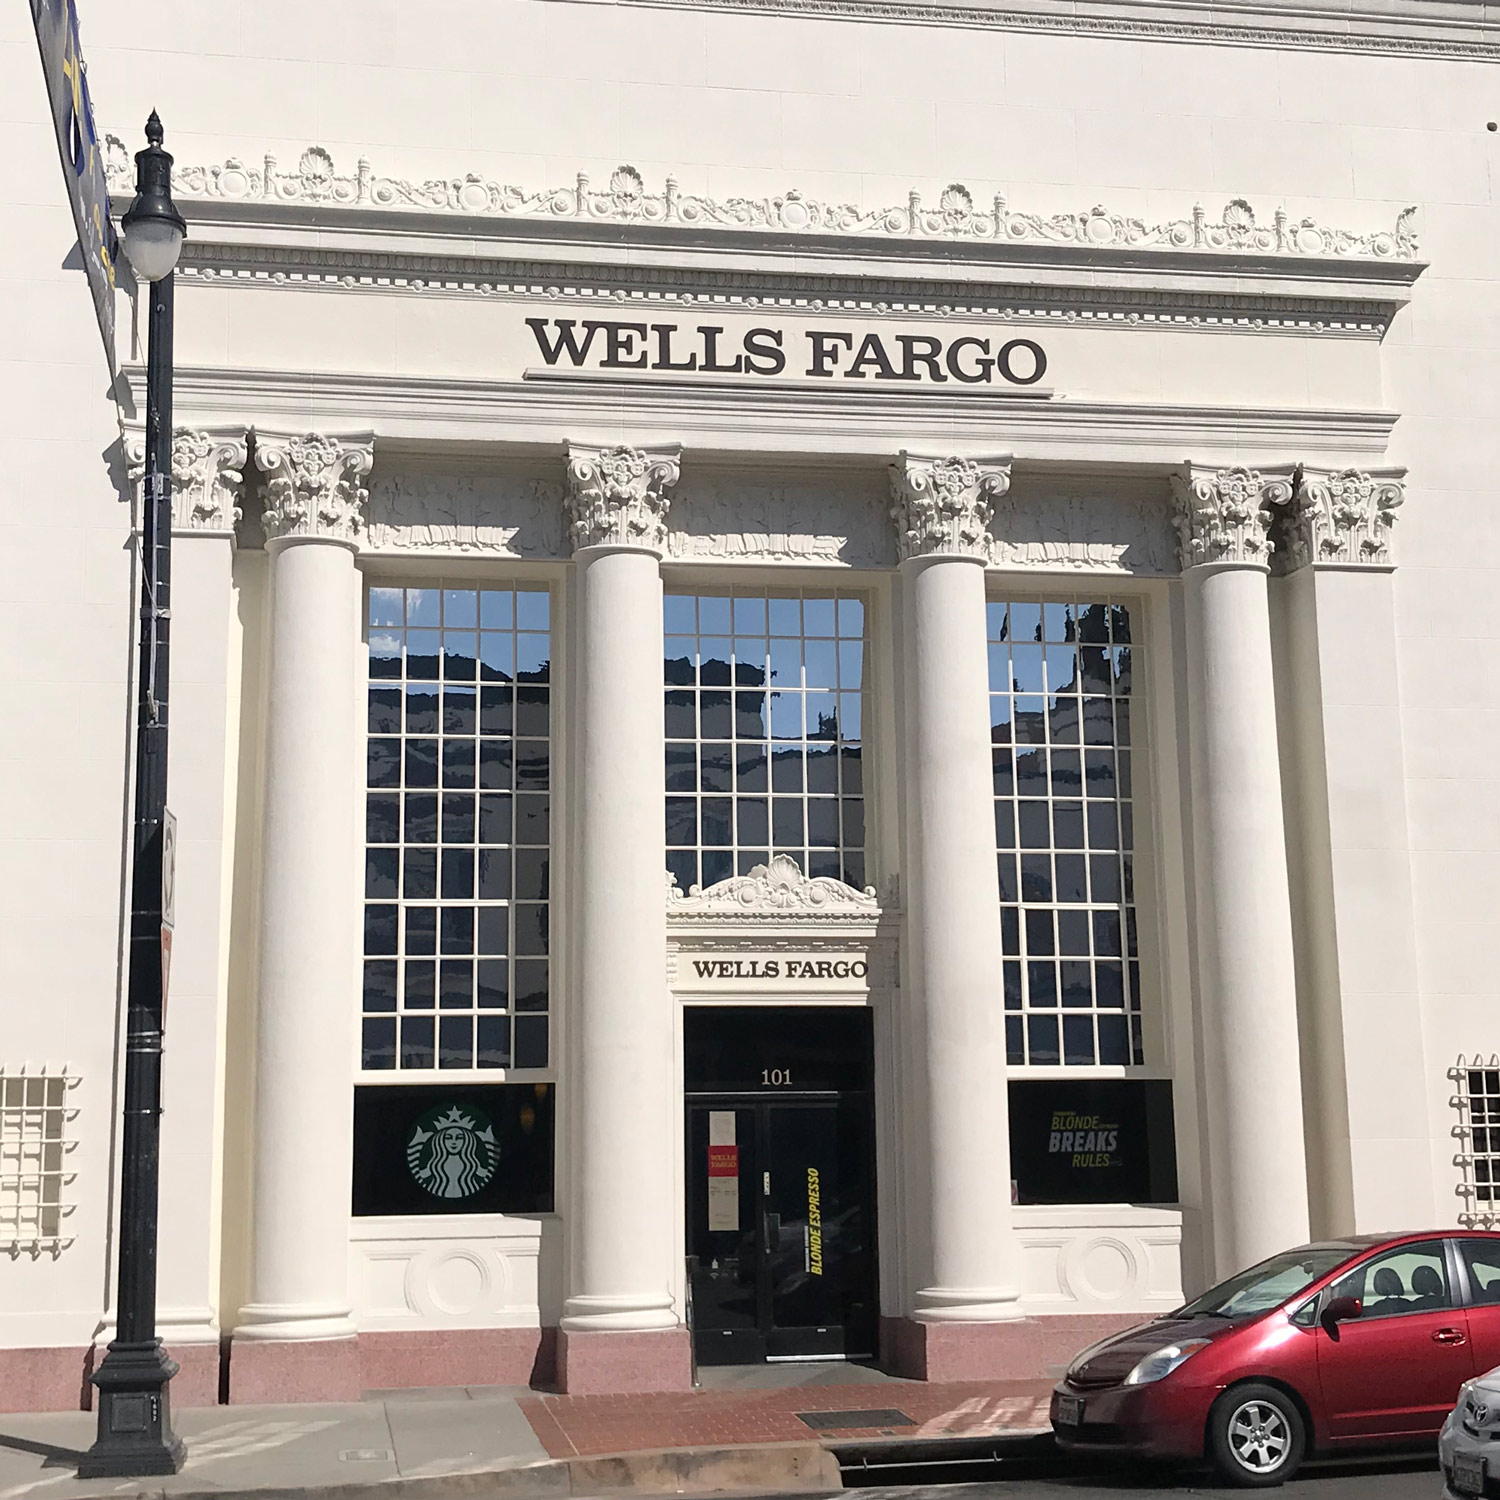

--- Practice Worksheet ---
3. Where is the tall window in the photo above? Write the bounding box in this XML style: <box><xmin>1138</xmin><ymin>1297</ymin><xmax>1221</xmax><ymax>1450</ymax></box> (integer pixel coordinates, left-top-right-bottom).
<box><xmin>988</xmin><ymin>598</ymin><xmax>1142</xmax><ymax>1067</ymax></box>
<box><xmin>363</xmin><ymin>584</ymin><xmax>551</xmax><ymax>1072</ymax></box>
<box><xmin>665</xmin><ymin>589</ymin><xmax>866</xmax><ymax>894</ymax></box>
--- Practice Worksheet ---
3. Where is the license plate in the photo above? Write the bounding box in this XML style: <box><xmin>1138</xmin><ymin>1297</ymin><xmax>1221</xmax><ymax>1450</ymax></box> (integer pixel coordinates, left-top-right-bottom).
<box><xmin>1453</xmin><ymin>1452</ymin><xmax>1486</xmax><ymax>1496</ymax></box>
<box><xmin>1055</xmin><ymin>1395</ymin><xmax>1085</xmax><ymax>1427</ymax></box>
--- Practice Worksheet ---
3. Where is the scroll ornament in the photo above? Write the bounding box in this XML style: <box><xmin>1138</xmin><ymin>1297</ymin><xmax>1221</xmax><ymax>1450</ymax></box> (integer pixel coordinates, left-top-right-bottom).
<box><xmin>565</xmin><ymin>443</ymin><xmax>682</xmax><ymax>553</ymax></box>
<box><xmin>890</xmin><ymin>454</ymin><xmax>1012</xmax><ymax>562</ymax></box>
<box><xmin>255</xmin><ymin>432</ymin><xmax>375</xmax><ymax>544</ymax></box>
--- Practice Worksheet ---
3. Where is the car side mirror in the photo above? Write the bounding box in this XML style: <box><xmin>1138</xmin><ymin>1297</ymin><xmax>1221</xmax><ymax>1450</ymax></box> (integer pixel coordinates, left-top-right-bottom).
<box><xmin>1323</xmin><ymin>1294</ymin><xmax>1363</xmax><ymax>1329</ymax></box>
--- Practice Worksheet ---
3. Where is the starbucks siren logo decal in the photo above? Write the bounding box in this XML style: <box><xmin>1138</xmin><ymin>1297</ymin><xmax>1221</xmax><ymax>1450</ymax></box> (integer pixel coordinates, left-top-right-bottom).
<box><xmin>406</xmin><ymin>1103</ymin><xmax>500</xmax><ymax>1199</ymax></box>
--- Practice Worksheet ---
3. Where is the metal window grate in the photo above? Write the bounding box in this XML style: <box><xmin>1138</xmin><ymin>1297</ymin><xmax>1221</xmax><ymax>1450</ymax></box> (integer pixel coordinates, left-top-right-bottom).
<box><xmin>1451</xmin><ymin>1057</ymin><xmax>1500</xmax><ymax>1228</ymax></box>
<box><xmin>0</xmin><ymin>1068</ymin><xmax>79</xmax><ymax>1257</ymax></box>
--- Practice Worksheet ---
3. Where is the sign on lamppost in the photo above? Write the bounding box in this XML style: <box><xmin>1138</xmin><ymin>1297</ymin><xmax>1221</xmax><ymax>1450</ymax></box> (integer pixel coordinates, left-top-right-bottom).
<box><xmin>28</xmin><ymin>0</ymin><xmax>118</xmax><ymax>374</ymax></box>
<box><xmin>160</xmin><ymin>810</ymin><xmax>175</xmax><ymax>1021</ymax></box>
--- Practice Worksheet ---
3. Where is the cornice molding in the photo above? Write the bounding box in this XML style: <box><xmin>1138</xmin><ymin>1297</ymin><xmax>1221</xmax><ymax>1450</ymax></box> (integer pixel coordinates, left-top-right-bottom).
<box><xmin>255</xmin><ymin>431</ymin><xmax>376</xmax><ymax>546</ymax></box>
<box><xmin>174</xmin><ymin>238</ymin><xmax>1405</xmax><ymax>339</ymax></box>
<box><xmin>154</xmin><ymin>364</ymin><xmax>1401</xmax><ymax>470</ymax></box>
<box><xmin>564</xmin><ymin>442</ymin><xmax>682</xmax><ymax>553</ymax></box>
<box><xmin>122</xmin><ymin>424</ymin><xmax>248</xmax><ymax>537</ymax></box>
<box><xmin>1279</xmin><ymin>466</ymin><xmax>1406</xmax><ymax>570</ymax></box>
<box><xmin>108</xmin><ymin>142</ymin><xmax>1417</xmax><ymax>267</ymax></box>
<box><xmin>667</xmin><ymin>855</ymin><xmax>882</xmax><ymax>921</ymax></box>
<box><xmin>593</xmin><ymin>0</ymin><xmax>1500</xmax><ymax>61</ymax></box>
<box><xmin>890</xmin><ymin>453</ymin><xmax>1012</xmax><ymax>562</ymax></box>
<box><xmin>1170</xmin><ymin>463</ymin><xmax>1295</xmax><ymax>569</ymax></box>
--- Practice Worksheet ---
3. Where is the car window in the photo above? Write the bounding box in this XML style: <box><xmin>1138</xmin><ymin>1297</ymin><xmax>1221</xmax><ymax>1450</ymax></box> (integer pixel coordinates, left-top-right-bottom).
<box><xmin>1460</xmin><ymin>1240</ymin><xmax>1500</xmax><ymax>1306</ymax></box>
<box><xmin>1328</xmin><ymin>1241</ymin><xmax>1452</xmax><ymax>1319</ymax></box>
<box><xmin>1175</xmin><ymin>1247</ymin><xmax>1352</xmax><ymax>1319</ymax></box>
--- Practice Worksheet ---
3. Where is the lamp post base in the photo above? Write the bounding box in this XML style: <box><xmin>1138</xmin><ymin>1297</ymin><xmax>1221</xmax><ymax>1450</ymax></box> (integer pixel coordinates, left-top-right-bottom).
<box><xmin>78</xmin><ymin>1340</ymin><xmax>185</xmax><ymax>1477</ymax></box>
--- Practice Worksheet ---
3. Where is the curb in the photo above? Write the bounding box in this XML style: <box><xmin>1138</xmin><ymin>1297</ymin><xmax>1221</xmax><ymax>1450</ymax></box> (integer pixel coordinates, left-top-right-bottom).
<box><xmin>93</xmin><ymin>1440</ymin><xmax>843</xmax><ymax>1500</ymax></box>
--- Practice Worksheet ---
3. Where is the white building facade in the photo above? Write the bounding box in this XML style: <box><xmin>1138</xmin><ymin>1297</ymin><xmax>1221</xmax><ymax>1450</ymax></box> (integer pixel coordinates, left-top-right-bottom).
<box><xmin>3</xmin><ymin>0</ymin><xmax>1497</xmax><ymax>1409</ymax></box>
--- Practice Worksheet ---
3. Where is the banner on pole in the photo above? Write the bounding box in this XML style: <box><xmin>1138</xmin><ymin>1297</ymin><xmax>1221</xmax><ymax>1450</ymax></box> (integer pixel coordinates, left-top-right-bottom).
<box><xmin>28</xmin><ymin>0</ymin><xmax>118</xmax><ymax>374</ymax></box>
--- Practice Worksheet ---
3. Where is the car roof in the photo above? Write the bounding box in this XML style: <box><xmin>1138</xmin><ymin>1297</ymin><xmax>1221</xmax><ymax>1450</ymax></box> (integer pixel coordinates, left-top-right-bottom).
<box><xmin>1300</xmin><ymin>1230</ymin><xmax>1500</xmax><ymax>1252</ymax></box>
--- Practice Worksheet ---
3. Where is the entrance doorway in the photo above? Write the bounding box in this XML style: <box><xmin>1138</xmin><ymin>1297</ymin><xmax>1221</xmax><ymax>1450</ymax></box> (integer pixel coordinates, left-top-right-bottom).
<box><xmin>684</xmin><ymin>1006</ymin><xmax>877</xmax><ymax>1364</ymax></box>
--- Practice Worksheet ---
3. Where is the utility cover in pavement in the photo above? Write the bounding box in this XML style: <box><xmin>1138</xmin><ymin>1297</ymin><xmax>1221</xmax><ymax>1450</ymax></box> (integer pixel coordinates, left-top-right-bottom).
<box><xmin>796</xmin><ymin>1409</ymin><xmax>915</xmax><ymax>1431</ymax></box>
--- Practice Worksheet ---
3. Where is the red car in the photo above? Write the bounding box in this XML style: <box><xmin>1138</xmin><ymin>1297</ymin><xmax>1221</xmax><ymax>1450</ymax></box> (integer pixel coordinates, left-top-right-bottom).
<box><xmin>1051</xmin><ymin>1230</ymin><xmax>1500</xmax><ymax>1487</ymax></box>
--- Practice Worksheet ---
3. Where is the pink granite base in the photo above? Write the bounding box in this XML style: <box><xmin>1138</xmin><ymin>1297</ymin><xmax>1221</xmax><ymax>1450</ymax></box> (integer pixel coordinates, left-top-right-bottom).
<box><xmin>0</xmin><ymin>1346</ymin><xmax>93</xmax><ymax>1412</ymax></box>
<box><xmin>881</xmin><ymin>1312</ymin><xmax>1142</xmax><ymax>1382</ymax></box>
<box><xmin>161</xmin><ymin>1341</ymin><xmax>223</xmax><ymax>1408</ymax></box>
<box><xmin>556</xmin><ymin>1328</ymin><xmax>693</xmax><ymax>1394</ymax></box>
<box><xmin>225</xmin><ymin>1335</ymin><xmax>361</xmax><ymax>1404</ymax></box>
<box><xmin>359</xmin><ymin>1327</ymin><xmax>555</xmax><ymax>1391</ymax></box>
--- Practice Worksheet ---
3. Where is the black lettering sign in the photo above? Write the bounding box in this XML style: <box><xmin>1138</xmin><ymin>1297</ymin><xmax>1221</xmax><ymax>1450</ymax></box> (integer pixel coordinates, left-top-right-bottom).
<box><xmin>525</xmin><ymin>318</ymin><xmax>1048</xmax><ymax>388</ymax></box>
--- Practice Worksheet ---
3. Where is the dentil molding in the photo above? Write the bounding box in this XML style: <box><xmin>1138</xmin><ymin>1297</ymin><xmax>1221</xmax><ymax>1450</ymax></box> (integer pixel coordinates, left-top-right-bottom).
<box><xmin>122</xmin><ymin>425</ymin><xmax>248</xmax><ymax>536</ymax></box>
<box><xmin>255</xmin><ymin>431</ymin><xmax>376</xmax><ymax>546</ymax></box>
<box><xmin>1279</xmin><ymin>467</ymin><xmax>1406</xmax><ymax>570</ymax></box>
<box><xmin>1170</xmin><ymin>464</ymin><xmax>1295</xmax><ymax>569</ymax></box>
<box><xmin>565</xmin><ymin>443</ymin><xmax>682</xmax><ymax>553</ymax></box>
<box><xmin>891</xmin><ymin>454</ymin><xmax>1013</xmax><ymax>562</ymax></box>
<box><xmin>105</xmin><ymin>143</ymin><xmax>1418</xmax><ymax>265</ymax></box>
<box><xmin>667</xmin><ymin>854</ymin><xmax>881</xmax><ymax>920</ymax></box>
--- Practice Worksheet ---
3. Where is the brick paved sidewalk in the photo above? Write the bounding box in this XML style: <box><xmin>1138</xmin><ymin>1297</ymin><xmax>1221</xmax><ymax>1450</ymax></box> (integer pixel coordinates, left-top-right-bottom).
<box><xmin>520</xmin><ymin>1377</ymin><xmax>1056</xmax><ymax>1457</ymax></box>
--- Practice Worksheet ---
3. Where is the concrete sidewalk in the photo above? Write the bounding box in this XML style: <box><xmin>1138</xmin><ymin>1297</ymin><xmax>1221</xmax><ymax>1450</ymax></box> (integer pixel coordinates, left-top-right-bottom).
<box><xmin>0</xmin><ymin>1367</ymin><xmax>1054</xmax><ymax>1500</ymax></box>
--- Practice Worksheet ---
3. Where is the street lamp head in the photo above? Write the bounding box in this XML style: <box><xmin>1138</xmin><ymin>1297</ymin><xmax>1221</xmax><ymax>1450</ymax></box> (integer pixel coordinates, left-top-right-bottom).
<box><xmin>121</xmin><ymin>111</ymin><xmax>186</xmax><ymax>283</ymax></box>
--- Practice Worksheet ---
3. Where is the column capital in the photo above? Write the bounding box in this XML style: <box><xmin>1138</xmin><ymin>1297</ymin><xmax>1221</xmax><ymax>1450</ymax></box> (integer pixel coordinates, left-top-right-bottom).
<box><xmin>123</xmin><ymin>424</ymin><xmax>248</xmax><ymax>537</ymax></box>
<box><xmin>565</xmin><ymin>443</ymin><xmax>681</xmax><ymax>554</ymax></box>
<box><xmin>1171</xmin><ymin>464</ymin><xmax>1295</xmax><ymax>570</ymax></box>
<box><xmin>254</xmin><ymin>431</ymin><xmax>375</xmax><ymax>546</ymax></box>
<box><xmin>1280</xmin><ymin>467</ymin><xmax>1406</xmax><ymax>570</ymax></box>
<box><xmin>889</xmin><ymin>453</ymin><xmax>1011</xmax><ymax>562</ymax></box>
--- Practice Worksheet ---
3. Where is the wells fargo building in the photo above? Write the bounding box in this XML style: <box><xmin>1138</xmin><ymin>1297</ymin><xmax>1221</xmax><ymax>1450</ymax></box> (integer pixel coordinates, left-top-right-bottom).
<box><xmin>4</xmin><ymin>0</ymin><xmax>1496</xmax><ymax>1408</ymax></box>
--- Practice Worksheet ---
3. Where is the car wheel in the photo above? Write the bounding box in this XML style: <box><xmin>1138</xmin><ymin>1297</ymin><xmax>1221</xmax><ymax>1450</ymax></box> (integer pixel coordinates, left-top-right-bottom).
<box><xmin>1207</xmin><ymin>1382</ymin><xmax>1306</xmax><ymax>1488</ymax></box>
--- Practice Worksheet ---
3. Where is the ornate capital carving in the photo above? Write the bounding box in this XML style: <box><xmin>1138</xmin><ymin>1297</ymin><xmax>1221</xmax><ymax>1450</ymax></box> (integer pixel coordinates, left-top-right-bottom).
<box><xmin>254</xmin><ymin>431</ymin><xmax>374</xmax><ymax>546</ymax></box>
<box><xmin>889</xmin><ymin>453</ymin><xmax>1012</xmax><ymax>562</ymax></box>
<box><xmin>565</xmin><ymin>443</ymin><xmax>681</xmax><ymax>554</ymax></box>
<box><xmin>667</xmin><ymin>854</ymin><xmax>879</xmax><ymax>921</ymax></box>
<box><xmin>1280</xmin><ymin>467</ymin><xmax>1405</xmax><ymax>569</ymax></box>
<box><xmin>1170</xmin><ymin>464</ymin><xmax>1294</xmax><ymax>569</ymax></box>
<box><xmin>123</xmin><ymin>426</ymin><xmax>248</xmax><ymax>536</ymax></box>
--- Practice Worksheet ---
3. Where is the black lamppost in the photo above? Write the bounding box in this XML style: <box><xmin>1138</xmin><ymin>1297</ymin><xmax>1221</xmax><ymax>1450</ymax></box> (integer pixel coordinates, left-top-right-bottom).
<box><xmin>79</xmin><ymin>111</ymin><xmax>188</xmax><ymax>1481</ymax></box>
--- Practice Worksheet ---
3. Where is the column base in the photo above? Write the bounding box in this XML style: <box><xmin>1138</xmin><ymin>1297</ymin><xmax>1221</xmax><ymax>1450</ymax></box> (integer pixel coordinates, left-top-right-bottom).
<box><xmin>226</xmin><ymin>1334</ymin><xmax>361</xmax><ymax>1404</ymax></box>
<box><xmin>556</xmin><ymin>1327</ymin><xmax>693</xmax><ymax>1394</ymax></box>
<box><xmin>881</xmin><ymin>1313</ymin><xmax>1142</xmax><ymax>1382</ymax></box>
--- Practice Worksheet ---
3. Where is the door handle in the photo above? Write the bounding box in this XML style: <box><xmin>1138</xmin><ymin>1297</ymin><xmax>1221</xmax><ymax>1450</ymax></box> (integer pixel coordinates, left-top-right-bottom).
<box><xmin>1433</xmin><ymin>1328</ymin><xmax>1467</xmax><ymax>1345</ymax></box>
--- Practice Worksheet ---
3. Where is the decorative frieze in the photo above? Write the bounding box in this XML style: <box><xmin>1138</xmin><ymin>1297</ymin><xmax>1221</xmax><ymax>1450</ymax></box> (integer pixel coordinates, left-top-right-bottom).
<box><xmin>254</xmin><ymin>431</ymin><xmax>375</xmax><ymax>545</ymax></box>
<box><xmin>365</xmin><ymin>472</ymin><xmax>567</xmax><ymax>558</ymax></box>
<box><xmin>1279</xmin><ymin>467</ymin><xmax>1406</xmax><ymax>569</ymax></box>
<box><xmin>890</xmin><ymin>454</ymin><xmax>1012</xmax><ymax>562</ymax></box>
<box><xmin>1170</xmin><ymin>465</ymin><xmax>1295</xmax><ymax>569</ymax></box>
<box><xmin>122</xmin><ymin>425</ymin><xmax>248</xmax><ymax>536</ymax></box>
<box><xmin>105</xmin><ymin>142</ymin><xmax>1419</xmax><ymax>263</ymax></box>
<box><xmin>564</xmin><ymin>443</ymin><xmax>681</xmax><ymax>553</ymax></box>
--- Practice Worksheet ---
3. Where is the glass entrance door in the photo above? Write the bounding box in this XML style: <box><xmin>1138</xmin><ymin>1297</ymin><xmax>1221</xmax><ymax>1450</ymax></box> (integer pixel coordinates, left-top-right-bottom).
<box><xmin>684</xmin><ymin>1006</ymin><xmax>877</xmax><ymax>1365</ymax></box>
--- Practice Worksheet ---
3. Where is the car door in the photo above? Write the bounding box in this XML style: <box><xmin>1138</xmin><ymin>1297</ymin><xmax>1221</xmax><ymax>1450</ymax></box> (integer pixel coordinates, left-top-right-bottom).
<box><xmin>1314</xmin><ymin>1239</ymin><xmax>1473</xmax><ymax>1440</ymax></box>
<box><xmin>1456</xmin><ymin>1237</ymin><xmax>1500</xmax><ymax>1376</ymax></box>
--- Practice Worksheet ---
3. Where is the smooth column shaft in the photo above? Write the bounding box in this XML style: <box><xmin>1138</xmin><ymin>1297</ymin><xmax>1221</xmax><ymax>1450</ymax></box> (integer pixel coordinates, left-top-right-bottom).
<box><xmin>242</xmin><ymin>538</ymin><xmax>360</xmax><ymax>1338</ymax></box>
<box><xmin>1186</xmin><ymin>564</ymin><xmax>1310</xmax><ymax>1273</ymax></box>
<box><xmin>904</xmin><ymin>556</ymin><xmax>1020</xmax><ymax>1321</ymax></box>
<box><xmin>565</xmin><ymin>547</ymin><xmax>675</xmax><ymax>1331</ymax></box>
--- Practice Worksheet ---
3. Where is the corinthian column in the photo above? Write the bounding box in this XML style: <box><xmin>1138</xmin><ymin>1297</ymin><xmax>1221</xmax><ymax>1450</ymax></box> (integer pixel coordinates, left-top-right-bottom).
<box><xmin>1173</xmin><ymin>465</ymin><xmax>1310</xmax><ymax>1276</ymax></box>
<box><xmin>1270</xmin><ymin>469</ymin><xmax>1427</xmax><ymax>1236</ymax></box>
<box><xmin>559</xmin><ymin>443</ymin><xmax>691</xmax><ymax>1393</ymax></box>
<box><xmin>230</xmin><ymin>432</ymin><xmax>373</xmax><ymax>1402</ymax></box>
<box><xmin>116</xmin><ymin>428</ymin><xmax>247</xmax><ymax>1405</ymax></box>
<box><xmin>891</xmin><ymin>454</ymin><xmax>1023</xmax><ymax>1380</ymax></box>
